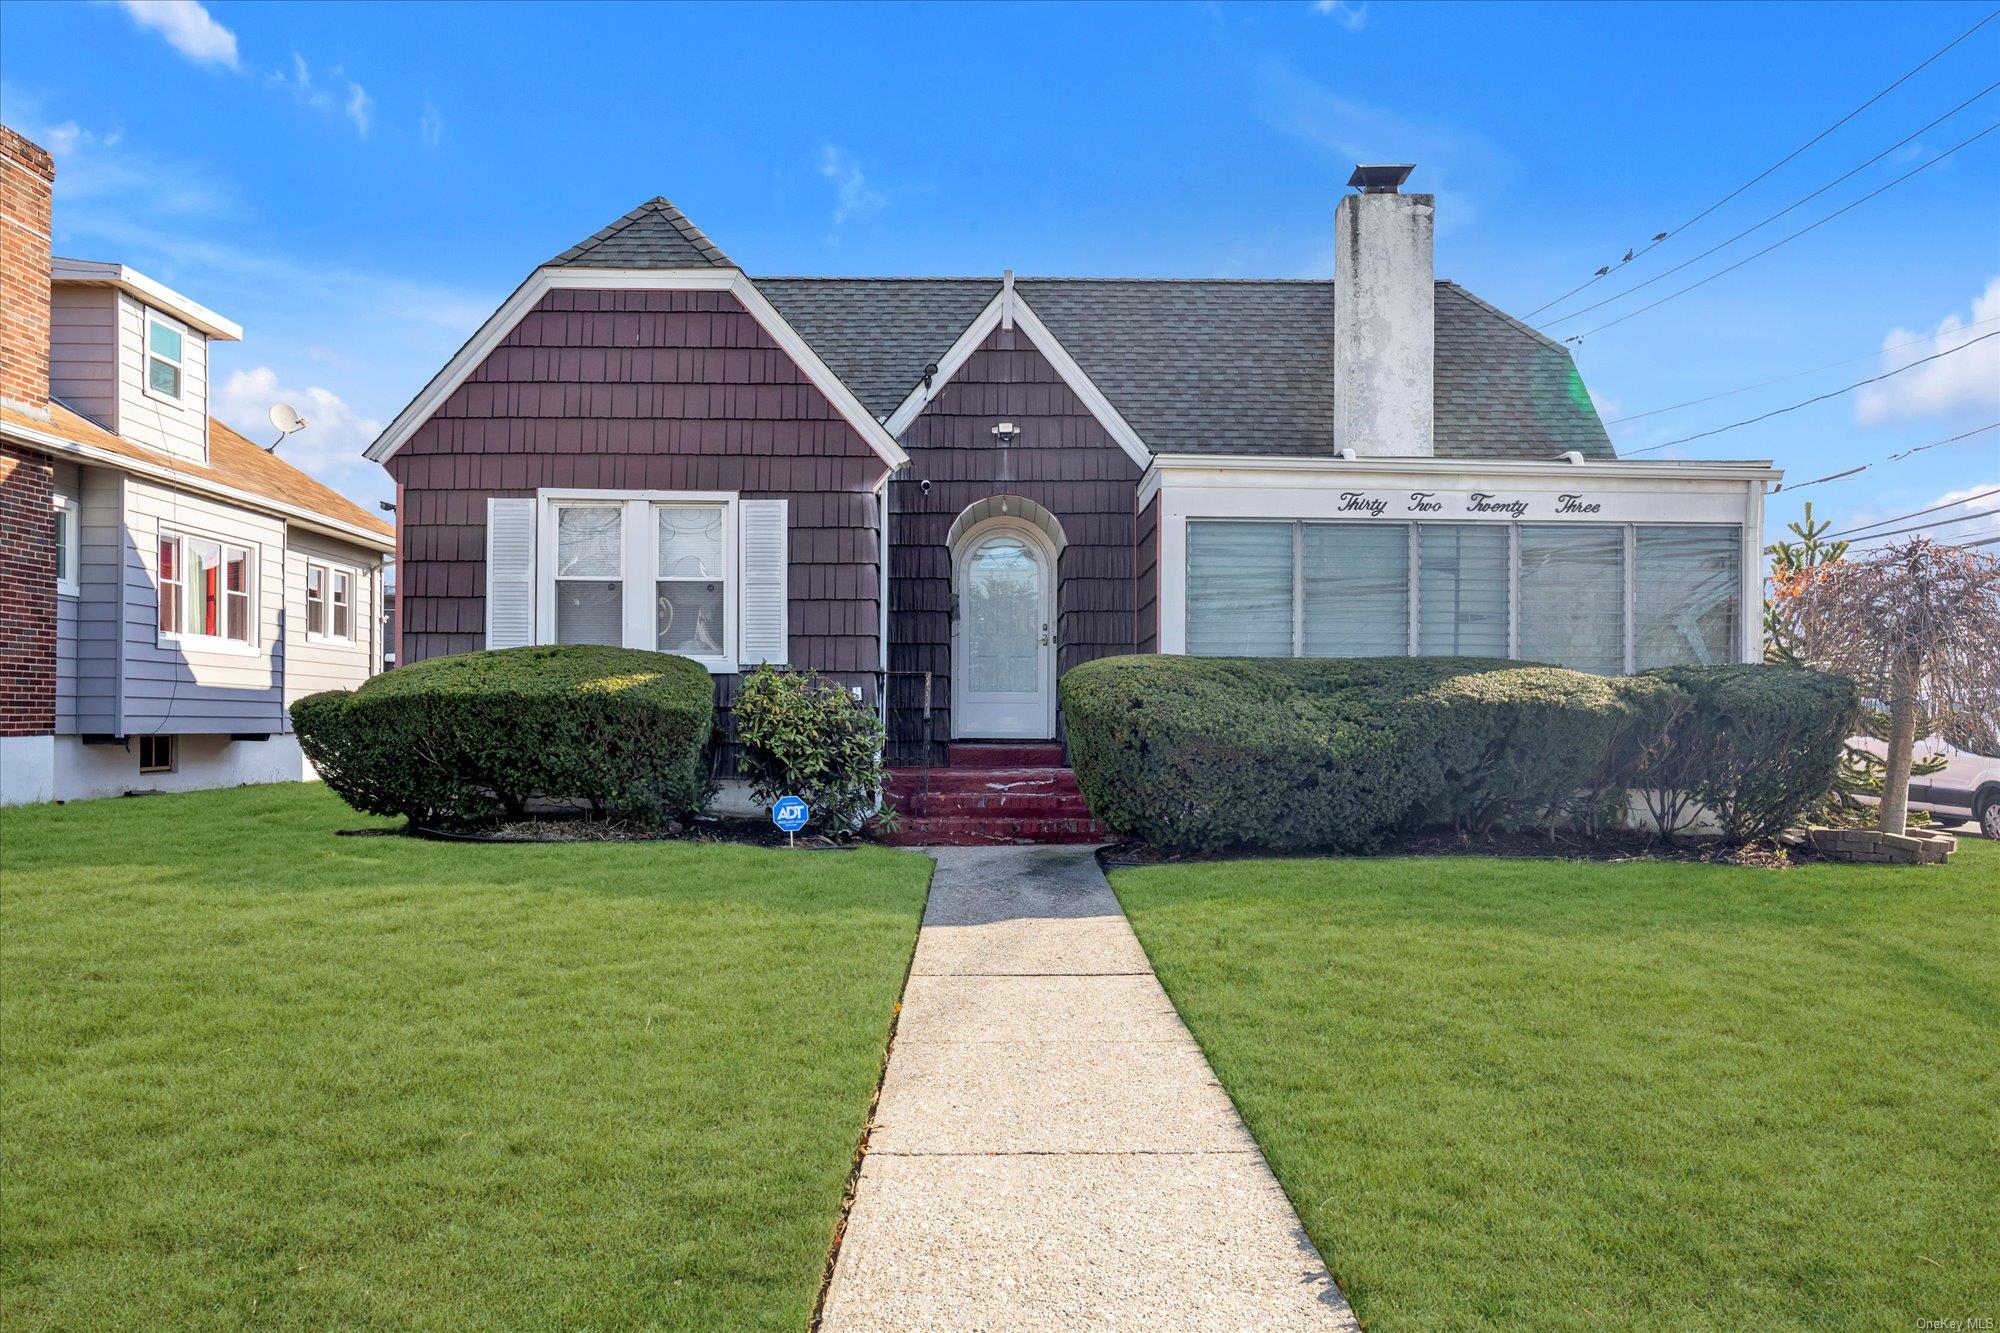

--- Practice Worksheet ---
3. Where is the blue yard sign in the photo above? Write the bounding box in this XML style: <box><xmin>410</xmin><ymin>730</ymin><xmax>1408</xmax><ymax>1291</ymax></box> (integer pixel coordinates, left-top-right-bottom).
<box><xmin>771</xmin><ymin>795</ymin><xmax>811</xmax><ymax>838</ymax></box>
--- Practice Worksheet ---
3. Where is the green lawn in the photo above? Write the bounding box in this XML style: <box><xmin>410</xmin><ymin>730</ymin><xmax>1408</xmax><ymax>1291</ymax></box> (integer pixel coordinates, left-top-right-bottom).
<box><xmin>1</xmin><ymin>784</ymin><xmax>932</xmax><ymax>1331</ymax></box>
<box><xmin>1114</xmin><ymin>842</ymin><xmax>1999</xmax><ymax>1330</ymax></box>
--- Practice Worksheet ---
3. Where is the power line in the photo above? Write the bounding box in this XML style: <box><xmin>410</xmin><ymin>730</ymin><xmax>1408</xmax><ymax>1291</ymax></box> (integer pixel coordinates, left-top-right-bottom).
<box><xmin>1768</xmin><ymin>425</ymin><xmax>1999</xmax><ymax>493</ymax></box>
<box><xmin>1890</xmin><ymin>421</ymin><xmax>1999</xmax><ymax>460</ymax></box>
<box><xmin>1523</xmin><ymin>8</ymin><xmax>2000</xmax><ymax>319</ymax></box>
<box><xmin>1829</xmin><ymin>484</ymin><xmax>2000</xmax><ymax>536</ymax></box>
<box><xmin>1544</xmin><ymin>81</ymin><xmax>2000</xmax><ymax>329</ymax></box>
<box><xmin>1624</xmin><ymin>333</ymin><xmax>2000</xmax><ymax>455</ymax></box>
<box><xmin>1608</xmin><ymin>316</ymin><xmax>2000</xmax><ymax>425</ymax></box>
<box><xmin>1563</xmin><ymin>122</ymin><xmax>2000</xmax><ymax>344</ymax></box>
<box><xmin>1838</xmin><ymin>507</ymin><xmax>1998</xmax><ymax>543</ymax></box>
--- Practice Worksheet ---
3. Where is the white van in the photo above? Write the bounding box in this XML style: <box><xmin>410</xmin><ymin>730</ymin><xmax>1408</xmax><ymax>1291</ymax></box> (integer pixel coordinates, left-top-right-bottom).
<box><xmin>1849</xmin><ymin>734</ymin><xmax>2000</xmax><ymax>838</ymax></box>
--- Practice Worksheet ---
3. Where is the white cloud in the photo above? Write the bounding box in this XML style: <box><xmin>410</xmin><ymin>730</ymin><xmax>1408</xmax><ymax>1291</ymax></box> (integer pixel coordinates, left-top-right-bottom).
<box><xmin>819</xmin><ymin>145</ymin><xmax>887</xmax><ymax>225</ymax></box>
<box><xmin>1855</xmin><ymin>277</ymin><xmax>2000</xmax><ymax>426</ymax></box>
<box><xmin>344</xmin><ymin>81</ymin><xmax>373</xmax><ymax>138</ymax></box>
<box><xmin>117</xmin><ymin>0</ymin><xmax>239</xmax><ymax>70</ymax></box>
<box><xmin>1253</xmin><ymin>61</ymin><xmax>1511</xmax><ymax>237</ymax></box>
<box><xmin>1313</xmin><ymin>1</ymin><xmax>1368</xmax><ymax>31</ymax></box>
<box><xmin>216</xmin><ymin>367</ymin><xmax>385</xmax><ymax>491</ymax></box>
<box><xmin>269</xmin><ymin>54</ymin><xmax>373</xmax><ymax>139</ymax></box>
<box><xmin>419</xmin><ymin>101</ymin><xmax>444</xmax><ymax>149</ymax></box>
<box><xmin>11</xmin><ymin>100</ymin><xmax>232</xmax><ymax>220</ymax></box>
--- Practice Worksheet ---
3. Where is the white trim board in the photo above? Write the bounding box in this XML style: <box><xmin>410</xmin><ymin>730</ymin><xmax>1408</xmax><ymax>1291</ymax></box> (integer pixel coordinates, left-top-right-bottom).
<box><xmin>880</xmin><ymin>291</ymin><xmax>1154</xmax><ymax>470</ymax></box>
<box><xmin>0</xmin><ymin>418</ymin><xmax>395</xmax><ymax>553</ymax></box>
<box><xmin>364</xmin><ymin>267</ymin><xmax>909</xmax><ymax>472</ymax></box>
<box><xmin>50</xmin><ymin>258</ymin><xmax>242</xmax><ymax>341</ymax></box>
<box><xmin>1138</xmin><ymin>452</ymin><xmax>1781</xmax><ymax>509</ymax></box>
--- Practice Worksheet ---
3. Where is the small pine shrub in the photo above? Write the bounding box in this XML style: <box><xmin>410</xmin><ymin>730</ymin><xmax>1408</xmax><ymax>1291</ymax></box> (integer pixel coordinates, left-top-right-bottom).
<box><xmin>732</xmin><ymin>664</ymin><xmax>886</xmax><ymax>840</ymax></box>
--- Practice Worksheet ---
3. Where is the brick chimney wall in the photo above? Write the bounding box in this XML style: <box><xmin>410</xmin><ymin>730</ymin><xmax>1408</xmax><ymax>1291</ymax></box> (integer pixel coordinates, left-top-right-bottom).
<box><xmin>1</xmin><ymin>124</ymin><xmax>55</xmax><ymax>418</ymax></box>
<box><xmin>0</xmin><ymin>126</ymin><xmax>57</xmax><ymax>740</ymax></box>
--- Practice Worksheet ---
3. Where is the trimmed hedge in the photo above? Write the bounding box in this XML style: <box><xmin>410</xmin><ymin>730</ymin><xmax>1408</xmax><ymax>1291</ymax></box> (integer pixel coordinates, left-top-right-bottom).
<box><xmin>1061</xmin><ymin>655</ymin><xmax>1852</xmax><ymax>852</ymax></box>
<box><xmin>293</xmin><ymin>645</ymin><xmax>715</xmax><ymax>827</ymax></box>
<box><xmin>1625</xmin><ymin>663</ymin><xmax>1858</xmax><ymax>844</ymax></box>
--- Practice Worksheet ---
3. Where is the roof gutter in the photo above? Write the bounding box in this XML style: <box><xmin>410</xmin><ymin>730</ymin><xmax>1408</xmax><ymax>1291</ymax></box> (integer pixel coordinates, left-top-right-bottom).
<box><xmin>2</xmin><ymin>419</ymin><xmax>396</xmax><ymax>553</ymax></box>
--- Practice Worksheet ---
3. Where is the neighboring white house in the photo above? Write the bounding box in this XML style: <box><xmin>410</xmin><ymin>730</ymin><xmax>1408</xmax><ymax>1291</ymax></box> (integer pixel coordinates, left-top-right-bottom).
<box><xmin>1</xmin><ymin>125</ymin><xmax>395</xmax><ymax>805</ymax></box>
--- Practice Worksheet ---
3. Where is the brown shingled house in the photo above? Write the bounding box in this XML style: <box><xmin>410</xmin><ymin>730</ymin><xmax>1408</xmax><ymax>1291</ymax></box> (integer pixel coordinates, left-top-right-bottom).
<box><xmin>368</xmin><ymin>168</ymin><xmax>1774</xmax><ymax>841</ymax></box>
<box><xmin>0</xmin><ymin>126</ymin><xmax>394</xmax><ymax>805</ymax></box>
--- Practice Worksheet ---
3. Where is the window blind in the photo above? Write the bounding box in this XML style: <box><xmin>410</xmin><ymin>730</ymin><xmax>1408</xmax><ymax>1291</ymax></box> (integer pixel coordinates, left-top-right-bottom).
<box><xmin>1187</xmin><ymin>522</ymin><xmax>1292</xmax><ymax>655</ymax></box>
<box><xmin>1518</xmin><ymin>525</ymin><xmax>1626</xmax><ymax>674</ymax></box>
<box><xmin>1302</xmin><ymin>524</ymin><xmax>1410</xmax><ymax>657</ymax></box>
<box><xmin>1635</xmin><ymin>525</ymin><xmax>1740</xmax><ymax>668</ymax></box>
<box><xmin>1418</xmin><ymin>525</ymin><xmax>1510</xmax><ymax>657</ymax></box>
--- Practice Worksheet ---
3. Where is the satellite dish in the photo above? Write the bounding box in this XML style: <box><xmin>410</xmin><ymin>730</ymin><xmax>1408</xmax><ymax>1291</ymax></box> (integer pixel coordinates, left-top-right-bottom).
<box><xmin>264</xmin><ymin>402</ymin><xmax>308</xmax><ymax>452</ymax></box>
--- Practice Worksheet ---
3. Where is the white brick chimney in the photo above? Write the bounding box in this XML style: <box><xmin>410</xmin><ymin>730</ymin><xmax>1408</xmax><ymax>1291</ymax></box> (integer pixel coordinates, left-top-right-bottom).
<box><xmin>1334</xmin><ymin>164</ymin><xmax>1434</xmax><ymax>457</ymax></box>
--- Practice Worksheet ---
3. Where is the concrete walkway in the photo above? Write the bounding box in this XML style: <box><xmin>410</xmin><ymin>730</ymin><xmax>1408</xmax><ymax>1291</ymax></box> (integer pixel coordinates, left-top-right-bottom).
<box><xmin>821</xmin><ymin>845</ymin><xmax>1357</xmax><ymax>1331</ymax></box>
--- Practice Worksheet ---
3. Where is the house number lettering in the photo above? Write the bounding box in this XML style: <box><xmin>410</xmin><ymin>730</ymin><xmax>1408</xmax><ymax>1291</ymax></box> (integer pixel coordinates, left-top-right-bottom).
<box><xmin>1407</xmin><ymin>491</ymin><xmax>1443</xmax><ymax>513</ymax></box>
<box><xmin>1338</xmin><ymin>492</ymin><xmax>1389</xmax><ymax>517</ymax></box>
<box><xmin>1465</xmin><ymin>492</ymin><xmax>1530</xmax><ymax>518</ymax></box>
<box><xmin>1555</xmin><ymin>493</ymin><xmax>1602</xmax><ymax>514</ymax></box>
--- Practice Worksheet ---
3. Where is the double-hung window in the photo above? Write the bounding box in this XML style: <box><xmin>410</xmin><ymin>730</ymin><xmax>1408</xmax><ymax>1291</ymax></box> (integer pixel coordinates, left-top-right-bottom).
<box><xmin>145</xmin><ymin>312</ymin><xmax>186</xmax><ymax>403</ymax></box>
<box><xmin>654</xmin><ymin>504</ymin><xmax>726</xmax><ymax>656</ymax></box>
<box><xmin>52</xmin><ymin>495</ymin><xmax>79</xmax><ymax>597</ymax></box>
<box><xmin>159</xmin><ymin>532</ymin><xmax>253</xmax><ymax>645</ymax></box>
<box><xmin>543</xmin><ymin>495</ymin><xmax>737</xmax><ymax>668</ymax></box>
<box><xmin>553</xmin><ymin>503</ymin><xmax>627</xmax><ymax>646</ymax></box>
<box><xmin>306</xmin><ymin>561</ymin><xmax>358</xmax><ymax>643</ymax></box>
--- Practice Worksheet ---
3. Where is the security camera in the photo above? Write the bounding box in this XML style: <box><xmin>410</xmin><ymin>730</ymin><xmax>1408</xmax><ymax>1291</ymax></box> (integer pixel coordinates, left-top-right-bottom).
<box><xmin>919</xmin><ymin>479</ymin><xmax>932</xmax><ymax>496</ymax></box>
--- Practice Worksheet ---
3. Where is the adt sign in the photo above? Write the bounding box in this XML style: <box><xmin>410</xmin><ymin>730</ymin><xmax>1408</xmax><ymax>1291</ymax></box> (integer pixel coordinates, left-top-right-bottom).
<box><xmin>771</xmin><ymin>795</ymin><xmax>810</xmax><ymax>834</ymax></box>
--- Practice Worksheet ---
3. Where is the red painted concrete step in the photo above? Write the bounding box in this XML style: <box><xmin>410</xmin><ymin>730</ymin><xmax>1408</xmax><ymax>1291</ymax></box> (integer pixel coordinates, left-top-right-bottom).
<box><xmin>881</xmin><ymin>749</ymin><xmax>1110</xmax><ymax>845</ymax></box>
<box><xmin>880</xmin><ymin>814</ymin><xmax>1109</xmax><ymax>847</ymax></box>
<box><xmin>946</xmin><ymin>741</ymin><xmax>1066</xmax><ymax>768</ymax></box>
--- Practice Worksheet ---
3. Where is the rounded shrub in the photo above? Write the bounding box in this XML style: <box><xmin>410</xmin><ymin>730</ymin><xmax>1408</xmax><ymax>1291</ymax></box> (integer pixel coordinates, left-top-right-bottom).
<box><xmin>293</xmin><ymin>645</ymin><xmax>715</xmax><ymax>828</ymax></box>
<box><xmin>732</xmin><ymin>664</ymin><xmax>887</xmax><ymax>839</ymax></box>
<box><xmin>1061</xmin><ymin>655</ymin><xmax>1675</xmax><ymax>853</ymax></box>
<box><xmin>1625</xmin><ymin>663</ymin><xmax>1857</xmax><ymax>844</ymax></box>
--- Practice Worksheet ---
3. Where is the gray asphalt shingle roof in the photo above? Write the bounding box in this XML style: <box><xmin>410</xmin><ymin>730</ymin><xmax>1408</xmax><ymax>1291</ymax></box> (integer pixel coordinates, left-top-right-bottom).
<box><xmin>758</xmin><ymin>275</ymin><xmax>1613</xmax><ymax>460</ymax></box>
<box><xmin>551</xmin><ymin>197</ymin><xmax>732</xmax><ymax>269</ymax></box>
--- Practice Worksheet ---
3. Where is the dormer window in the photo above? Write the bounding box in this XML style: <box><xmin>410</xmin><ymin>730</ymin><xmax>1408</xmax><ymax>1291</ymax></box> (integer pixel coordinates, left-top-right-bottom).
<box><xmin>145</xmin><ymin>312</ymin><xmax>186</xmax><ymax>402</ymax></box>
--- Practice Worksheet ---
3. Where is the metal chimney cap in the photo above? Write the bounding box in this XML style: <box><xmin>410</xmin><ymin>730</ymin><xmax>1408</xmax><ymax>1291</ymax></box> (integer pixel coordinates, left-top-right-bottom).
<box><xmin>1348</xmin><ymin>163</ymin><xmax>1416</xmax><ymax>193</ymax></box>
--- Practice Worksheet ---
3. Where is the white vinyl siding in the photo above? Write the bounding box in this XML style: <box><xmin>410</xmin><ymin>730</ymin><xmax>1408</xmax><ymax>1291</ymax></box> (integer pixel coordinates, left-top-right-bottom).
<box><xmin>122</xmin><ymin>477</ymin><xmax>287</xmax><ymax>736</ymax></box>
<box><xmin>287</xmin><ymin>534</ymin><xmax>381</xmax><ymax>703</ymax></box>
<box><xmin>118</xmin><ymin>294</ymin><xmax>209</xmax><ymax>462</ymax></box>
<box><xmin>49</xmin><ymin>286</ymin><xmax>121</xmax><ymax>431</ymax></box>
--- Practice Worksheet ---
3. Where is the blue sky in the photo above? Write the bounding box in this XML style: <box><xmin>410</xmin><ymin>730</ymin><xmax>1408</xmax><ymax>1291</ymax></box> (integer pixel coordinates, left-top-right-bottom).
<box><xmin>4</xmin><ymin>0</ymin><xmax>1996</xmax><ymax>547</ymax></box>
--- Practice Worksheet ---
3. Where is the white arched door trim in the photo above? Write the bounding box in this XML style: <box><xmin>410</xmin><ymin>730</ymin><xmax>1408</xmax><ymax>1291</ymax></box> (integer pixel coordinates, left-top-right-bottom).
<box><xmin>951</xmin><ymin>514</ymin><xmax>1059</xmax><ymax>740</ymax></box>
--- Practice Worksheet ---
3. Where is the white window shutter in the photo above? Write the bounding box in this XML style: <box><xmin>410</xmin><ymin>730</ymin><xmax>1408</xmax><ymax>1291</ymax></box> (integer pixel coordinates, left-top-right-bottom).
<box><xmin>486</xmin><ymin>497</ymin><xmax>537</xmax><ymax>649</ymax></box>
<box><xmin>738</xmin><ymin>499</ymin><xmax>789</xmax><ymax>666</ymax></box>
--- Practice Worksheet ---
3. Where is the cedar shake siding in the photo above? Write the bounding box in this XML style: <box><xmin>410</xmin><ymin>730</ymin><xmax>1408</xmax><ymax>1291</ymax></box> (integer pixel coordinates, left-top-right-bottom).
<box><xmin>1136</xmin><ymin>494</ymin><xmax>1159</xmax><ymax>655</ymax></box>
<box><xmin>385</xmin><ymin>286</ymin><xmax>889</xmax><ymax>761</ymax></box>
<box><xmin>889</xmin><ymin>324</ymin><xmax>1141</xmax><ymax>764</ymax></box>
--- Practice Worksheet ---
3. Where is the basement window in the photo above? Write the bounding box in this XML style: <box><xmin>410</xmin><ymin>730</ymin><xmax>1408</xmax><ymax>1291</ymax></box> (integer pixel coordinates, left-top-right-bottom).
<box><xmin>138</xmin><ymin>735</ymin><xmax>176</xmax><ymax>774</ymax></box>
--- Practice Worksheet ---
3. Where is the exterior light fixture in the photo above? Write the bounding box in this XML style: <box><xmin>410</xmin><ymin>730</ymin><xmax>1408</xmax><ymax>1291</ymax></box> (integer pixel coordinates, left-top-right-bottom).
<box><xmin>992</xmin><ymin>421</ymin><xmax>1020</xmax><ymax>444</ymax></box>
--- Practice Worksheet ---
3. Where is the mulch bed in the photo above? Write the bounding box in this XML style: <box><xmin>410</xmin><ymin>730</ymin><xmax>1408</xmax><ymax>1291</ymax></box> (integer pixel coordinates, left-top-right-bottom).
<box><xmin>362</xmin><ymin>814</ymin><xmax>855</xmax><ymax>849</ymax></box>
<box><xmin>1099</xmin><ymin>827</ymin><xmax>1811</xmax><ymax>871</ymax></box>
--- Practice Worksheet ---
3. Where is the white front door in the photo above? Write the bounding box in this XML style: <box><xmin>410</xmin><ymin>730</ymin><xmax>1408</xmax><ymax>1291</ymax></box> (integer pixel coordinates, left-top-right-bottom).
<box><xmin>954</xmin><ymin>528</ymin><xmax>1054</xmax><ymax>739</ymax></box>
